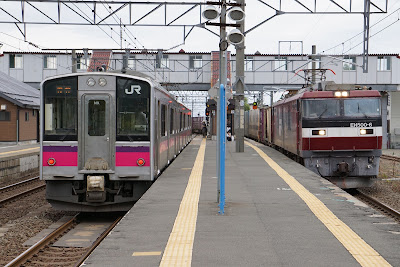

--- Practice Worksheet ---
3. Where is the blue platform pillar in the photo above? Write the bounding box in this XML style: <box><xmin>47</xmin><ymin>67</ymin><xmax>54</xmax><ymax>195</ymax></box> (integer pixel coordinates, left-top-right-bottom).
<box><xmin>219</xmin><ymin>84</ymin><xmax>226</xmax><ymax>214</ymax></box>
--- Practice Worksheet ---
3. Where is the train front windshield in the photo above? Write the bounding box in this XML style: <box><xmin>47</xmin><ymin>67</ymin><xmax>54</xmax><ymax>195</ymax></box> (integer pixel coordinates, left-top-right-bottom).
<box><xmin>43</xmin><ymin>77</ymin><xmax>78</xmax><ymax>141</ymax></box>
<box><xmin>116</xmin><ymin>77</ymin><xmax>150</xmax><ymax>141</ymax></box>
<box><xmin>302</xmin><ymin>98</ymin><xmax>381</xmax><ymax>119</ymax></box>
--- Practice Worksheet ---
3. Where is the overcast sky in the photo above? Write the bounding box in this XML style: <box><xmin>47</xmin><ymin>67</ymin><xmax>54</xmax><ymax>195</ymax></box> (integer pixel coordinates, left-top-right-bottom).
<box><xmin>0</xmin><ymin>0</ymin><xmax>399</xmax><ymax>56</ymax></box>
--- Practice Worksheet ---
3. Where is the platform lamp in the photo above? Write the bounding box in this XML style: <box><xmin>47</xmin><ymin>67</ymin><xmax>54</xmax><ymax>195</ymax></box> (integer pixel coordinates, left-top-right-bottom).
<box><xmin>202</xmin><ymin>2</ymin><xmax>245</xmax><ymax>212</ymax></box>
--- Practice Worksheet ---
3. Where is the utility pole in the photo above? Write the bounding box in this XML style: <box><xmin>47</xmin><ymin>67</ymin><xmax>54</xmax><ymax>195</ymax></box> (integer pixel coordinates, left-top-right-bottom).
<box><xmin>234</xmin><ymin>0</ymin><xmax>245</xmax><ymax>152</ymax></box>
<box><xmin>72</xmin><ymin>49</ymin><xmax>77</xmax><ymax>73</ymax></box>
<box><xmin>311</xmin><ymin>45</ymin><xmax>316</xmax><ymax>84</ymax></box>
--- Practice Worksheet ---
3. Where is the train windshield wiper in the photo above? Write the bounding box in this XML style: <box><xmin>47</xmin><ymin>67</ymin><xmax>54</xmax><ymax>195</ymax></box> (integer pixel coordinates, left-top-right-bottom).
<box><xmin>318</xmin><ymin>107</ymin><xmax>328</xmax><ymax>119</ymax></box>
<box><xmin>60</xmin><ymin>129</ymin><xmax>75</xmax><ymax>141</ymax></box>
<box><xmin>358</xmin><ymin>103</ymin><xmax>370</xmax><ymax>118</ymax></box>
<box><xmin>118</xmin><ymin>133</ymin><xmax>133</xmax><ymax>141</ymax></box>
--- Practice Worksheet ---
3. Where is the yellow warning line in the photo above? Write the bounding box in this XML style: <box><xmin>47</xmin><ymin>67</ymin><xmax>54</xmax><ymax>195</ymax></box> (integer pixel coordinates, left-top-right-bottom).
<box><xmin>159</xmin><ymin>138</ymin><xmax>206</xmax><ymax>267</ymax></box>
<box><xmin>246</xmin><ymin>141</ymin><xmax>391</xmax><ymax>267</ymax></box>
<box><xmin>0</xmin><ymin>147</ymin><xmax>39</xmax><ymax>156</ymax></box>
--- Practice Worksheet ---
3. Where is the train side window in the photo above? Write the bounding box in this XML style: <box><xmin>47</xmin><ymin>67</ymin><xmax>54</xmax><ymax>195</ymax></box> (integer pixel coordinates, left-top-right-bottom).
<box><xmin>170</xmin><ymin>108</ymin><xmax>174</xmax><ymax>134</ymax></box>
<box><xmin>43</xmin><ymin>77</ymin><xmax>78</xmax><ymax>141</ymax></box>
<box><xmin>161</xmin><ymin>104</ymin><xmax>166</xmax><ymax>136</ymax></box>
<box><xmin>180</xmin><ymin>112</ymin><xmax>183</xmax><ymax>131</ymax></box>
<box><xmin>88</xmin><ymin>100</ymin><xmax>106</xmax><ymax>136</ymax></box>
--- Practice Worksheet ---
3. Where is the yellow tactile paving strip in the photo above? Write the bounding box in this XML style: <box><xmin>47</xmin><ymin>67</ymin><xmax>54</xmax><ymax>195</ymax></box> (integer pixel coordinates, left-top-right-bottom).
<box><xmin>159</xmin><ymin>138</ymin><xmax>206</xmax><ymax>267</ymax></box>
<box><xmin>246</xmin><ymin>141</ymin><xmax>391</xmax><ymax>267</ymax></box>
<box><xmin>0</xmin><ymin>147</ymin><xmax>39</xmax><ymax>156</ymax></box>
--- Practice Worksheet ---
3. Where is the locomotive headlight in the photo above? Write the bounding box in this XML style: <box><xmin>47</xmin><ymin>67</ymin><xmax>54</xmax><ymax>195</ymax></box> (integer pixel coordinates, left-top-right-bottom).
<box><xmin>334</xmin><ymin>91</ymin><xmax>349</xmax><ymax>97</ymax></box>
<box><xmin>87</xmin><ymin>78</ymin><xmax>96</xmax><ymax>87</ymax></box>
<box><xmin>98</xmin><ymin>78</ymin><xmax>107</xmax><ymax>87</ymax></box>
<box><xmin>312</xmin><ymin>130</ymin><xmax>326</xmax><ymax>136</ymax></box>
<box><xmin>360</xmin><ymin>129</ymin><xmax>373</xmax><ymax>135</ymax></box>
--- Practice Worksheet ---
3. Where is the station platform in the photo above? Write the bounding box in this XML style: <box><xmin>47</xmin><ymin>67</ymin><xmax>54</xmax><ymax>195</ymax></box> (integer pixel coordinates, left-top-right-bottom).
<box><xmin>84</xmin><ymin>136</ymin><xmax>400</xmax><ymax>267</ymax></box>
<box><xmin>0</xmin><ymin>143</ymin><xmax>39</xmax><ymax>182</ymax></box>
<box><xmin>0</xmin><ymin>143</ymin><xmax>39</xmax><ymax>160</ymax></box>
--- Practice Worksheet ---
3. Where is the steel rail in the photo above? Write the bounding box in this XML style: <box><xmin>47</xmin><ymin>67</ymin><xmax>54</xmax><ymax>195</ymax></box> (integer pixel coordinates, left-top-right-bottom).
<box><xmin>74</xmin><ymin>216</ymin><xmax>123</xmax><ymax>267</ymax></box>
<box><xmin>5</xmin><ymin>215</ymin><xmax>78</xmax><ymax>267</ymax></box>
<box><xmin>0</xmin><ymin>176</ymin><xmax>40</xmax><ymax>192</ymax></box>
<box><xmin>381</xmin><ymin>154</ymin><xmax>400</xmax><ymax>163</ymax></box>
<box><xmin>356</xmin><ymin>190</ymin><xmax>400</xmax><ymax>223</ymax></box>
<box><xmin>0</xmin><ymin>184</ymin><xmax>46</xmax><ymax>207</ymax></box>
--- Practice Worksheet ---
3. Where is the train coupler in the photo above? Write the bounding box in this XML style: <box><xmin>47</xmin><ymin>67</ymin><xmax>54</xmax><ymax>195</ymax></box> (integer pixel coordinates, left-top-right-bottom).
<box><xmin>86</xmin><ymin>175</ymin><xmax>106</xmax><ymax>202</ymax></box>
<box><xmin>337</xmin><ymin>162</ymin><xmax>349</xmax><ymax>174</ymax></box>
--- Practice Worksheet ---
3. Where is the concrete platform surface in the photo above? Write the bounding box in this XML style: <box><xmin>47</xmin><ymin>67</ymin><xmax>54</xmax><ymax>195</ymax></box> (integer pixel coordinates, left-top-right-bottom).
<box><xmin>84</xmin><ymin>137</ymin><xmax>400</xmax><ymax>267</ymax></box>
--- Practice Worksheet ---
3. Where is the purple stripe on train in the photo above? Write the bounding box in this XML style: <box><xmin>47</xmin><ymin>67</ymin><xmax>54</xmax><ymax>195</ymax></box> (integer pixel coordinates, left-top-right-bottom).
<box><xmin>116</xmin><ymin>146</ymin><xmax>150</xmax><ymax>152</ymax></box>
<box><xmin>43</xmin><ymin>146</ymin><xmax>78</xmax><ymax>152</ymax></box>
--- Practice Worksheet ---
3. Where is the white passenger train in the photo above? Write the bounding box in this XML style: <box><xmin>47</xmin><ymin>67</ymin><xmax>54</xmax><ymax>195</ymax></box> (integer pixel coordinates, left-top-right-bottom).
<box><xmin>40</xmin><ymin>71</ymin><xmax>192</xmax><ymax>212</ymax></box>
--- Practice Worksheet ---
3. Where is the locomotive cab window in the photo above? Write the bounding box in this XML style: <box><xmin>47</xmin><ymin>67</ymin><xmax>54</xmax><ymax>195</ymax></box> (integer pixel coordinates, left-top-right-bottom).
<box><xmin>116</xmin><ymin>77</ymin><xmax>150</xmax><ymax>141</ymax></box>
<box><xmin>302</xmin><ymin>99</ymin><xmax>340</xmax><ymax>119</ymax></box>
<box><xmin>344</xmin><ymin>99</ymin><xmax>380</xmax><ymax>117</ymax></box>
<box><xmin>43</xmin><ymin>77</ymin><xmax>78</xmax><ymax>141</ymax></box>
<box><xmin>302</xmin><ymin>98</ymin><xmax>381</xmax><ymax>121</ymax></box>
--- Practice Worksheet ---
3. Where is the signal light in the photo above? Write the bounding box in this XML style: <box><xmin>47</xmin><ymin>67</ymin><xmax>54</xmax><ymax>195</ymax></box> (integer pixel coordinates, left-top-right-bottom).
<box><xmin>137</xmin><ymin>158</ymin><xmax>145</xmax><ymax>166</ymax></box>
<box><xmin>47</xmin><ymin>158</ymin><xmax>56</xmax><ymax>166</ymax></box>
<box><xmin>253</xmin><ymin>102</ymin><xmax>257</xmax><ymax>109</ymax></box>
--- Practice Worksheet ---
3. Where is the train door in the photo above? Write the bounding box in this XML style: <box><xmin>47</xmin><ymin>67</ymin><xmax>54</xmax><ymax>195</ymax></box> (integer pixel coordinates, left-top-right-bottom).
<box><xmin>83</xmin><ymin>94</ymin><xmax>111</xmax><ymax>169</ymax></box>
<box><xmin>155</xmin><ymin>101</ymin><xmax>160</xmax><ymax>174</ymax></box>
<box><xmin>296</xmin><ymin>99</ymin><xmax>301</xmax><ymax>155</ymax></box>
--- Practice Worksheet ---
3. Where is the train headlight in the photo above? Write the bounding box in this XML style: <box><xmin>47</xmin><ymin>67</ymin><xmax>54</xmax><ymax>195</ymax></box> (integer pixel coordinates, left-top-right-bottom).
<box><xmin>334</xmin><ymin>91</ymin><xmax>349</xmax><ymax>97</ymax></box>
<box><xmin>47</xmin><ymin>158</ymin><xmax>56</xmax><ymax>166</ymax></box>
<box><xmin>360</xmin><ymin>129</ymin><xmax>373</xmax><ymax>135</ymax></box>
<box><xmin>312</xmin><ymin>130</ymin><xmax>326</xmax><ymax>136</ymax></box>
<box><xmin>87</xmin><ymin>78</ymin><xmax>96</xmax><ymax>87</ymax></box>
<box><xmin>137</xmin><ymin>158</ymin><xmax>145</xmax><ymax>166</ymax></box>
<box><xmin>98</xmin><ymin>78</ymin><xmax>107</xmax><ymax>87</ymax></box>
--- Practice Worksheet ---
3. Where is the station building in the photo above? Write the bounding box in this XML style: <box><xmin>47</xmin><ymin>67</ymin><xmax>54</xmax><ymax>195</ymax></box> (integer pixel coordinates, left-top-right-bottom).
<box><xmin>0</xmin><ymin>50</ymin><xmax>399</xmax><ymax>147</ymax></box>
<box><xmin>0</xmin><ymin>71</ymin><xmax>40</xmax><ymax>143</ymax></box>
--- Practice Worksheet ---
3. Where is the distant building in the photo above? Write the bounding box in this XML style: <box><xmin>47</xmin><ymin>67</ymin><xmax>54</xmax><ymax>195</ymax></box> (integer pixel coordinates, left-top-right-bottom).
<box><xmin>0</xmin><ymin>71</ymin><xmax>39</xmax><ymax>143</ymax></box>
<box><xmin>0</xmin><ymin>51</ymin><xmax>400</xmax><ymax>147</ymax></box>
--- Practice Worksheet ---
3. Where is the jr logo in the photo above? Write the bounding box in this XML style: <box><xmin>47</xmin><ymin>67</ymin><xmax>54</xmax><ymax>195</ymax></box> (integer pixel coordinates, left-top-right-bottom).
<box><xmin>125</xmin><ymin>85</ymin><xmax>141</xmax><ymax>95</ymax></box>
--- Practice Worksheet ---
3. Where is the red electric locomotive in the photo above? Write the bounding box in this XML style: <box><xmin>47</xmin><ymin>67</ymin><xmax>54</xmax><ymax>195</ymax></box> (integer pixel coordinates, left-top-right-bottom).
<box><xmin>246</xmin><ymin>82</ymin><xmax>382</xmax><ymax>188</ymax></box>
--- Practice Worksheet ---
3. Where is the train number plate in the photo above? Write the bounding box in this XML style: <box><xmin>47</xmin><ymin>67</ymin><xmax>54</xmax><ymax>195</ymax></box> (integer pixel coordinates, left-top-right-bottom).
<box><xmin>350</xmin><ymin>122</ymin><xmax>373</xmax><ymax>128</ymax></box>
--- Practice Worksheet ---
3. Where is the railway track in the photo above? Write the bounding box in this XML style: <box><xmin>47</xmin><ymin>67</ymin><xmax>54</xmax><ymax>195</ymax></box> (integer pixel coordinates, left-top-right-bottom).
<box><xmin>0</xmin><ymin>176</ymin><xmax>45</xmax><ymax>206</ymax></box>
<box><xmin>5</xmin><ymin>214</ymin><xmax>123</xmax><ymax>267</ymax></box>
<box><xmin>352</xmin><ymin>190</ymin><xmax>400</xmax><ymax>223</ymax></box>
<box><xmin>381</xmin><ymin>154</ymin><xmax>400</xmax><ymax>163</ymax></box>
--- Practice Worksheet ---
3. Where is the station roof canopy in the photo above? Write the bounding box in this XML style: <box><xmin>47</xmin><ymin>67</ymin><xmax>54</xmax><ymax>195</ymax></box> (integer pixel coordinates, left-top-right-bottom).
<box><xmin>0</xmin><ymin>71</ymin><xmax>40</xmax><ymax>109</ymax></box>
